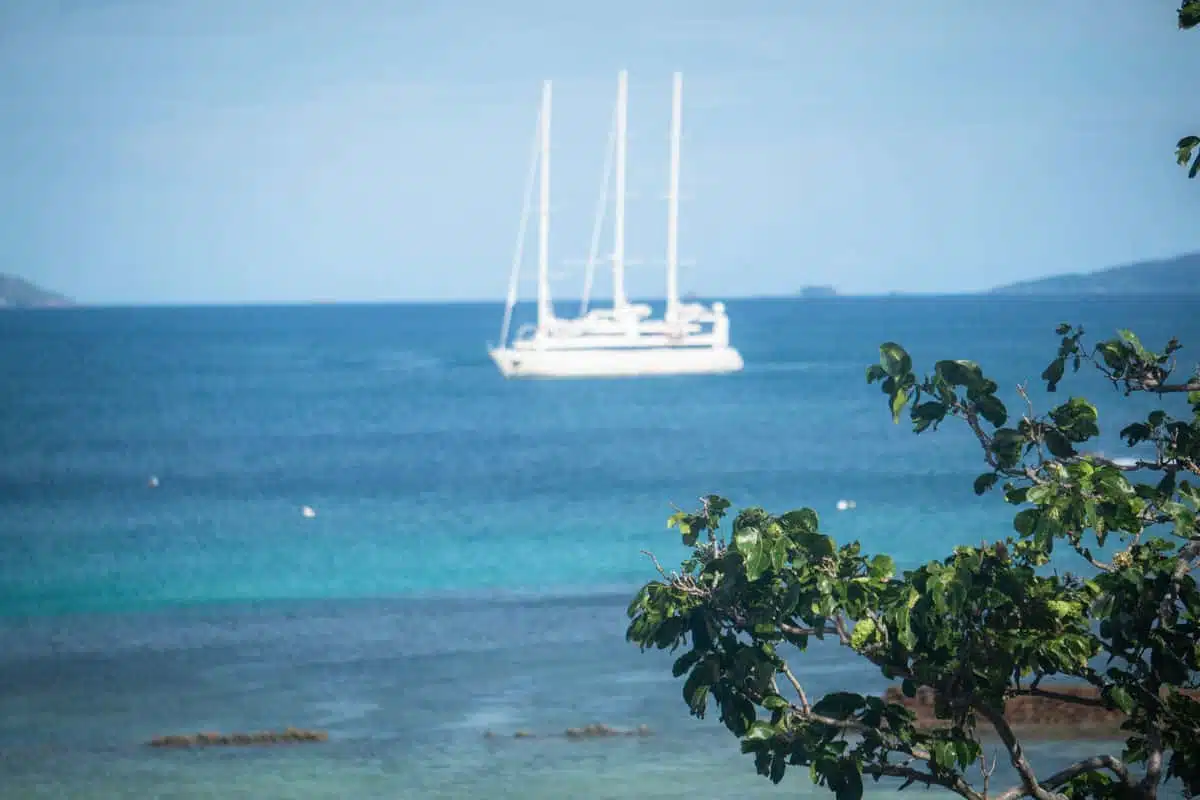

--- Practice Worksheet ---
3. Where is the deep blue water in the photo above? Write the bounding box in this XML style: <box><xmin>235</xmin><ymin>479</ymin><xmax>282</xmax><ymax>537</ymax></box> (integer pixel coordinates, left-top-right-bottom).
<box><xmin>0</xmin><ymin>296</ymin><xmax>1196</xmax><ymax>798</ymax></box>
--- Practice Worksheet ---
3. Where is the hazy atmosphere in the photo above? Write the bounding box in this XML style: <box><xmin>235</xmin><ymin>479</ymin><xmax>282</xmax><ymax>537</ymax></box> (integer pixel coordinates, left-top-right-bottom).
<box><xmin>2</xmin><ymin>0</ymin><xmax>1199</xmax><ymax>304</ymax></box>
<box><xmin>4</xmin><ymin>4</ymin><xmax>1200</xmax><ymax>799</ymax></box>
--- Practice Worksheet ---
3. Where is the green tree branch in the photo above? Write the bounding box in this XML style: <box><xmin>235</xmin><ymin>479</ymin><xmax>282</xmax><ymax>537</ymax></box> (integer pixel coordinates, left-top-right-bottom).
<box><xmin>628</xmin><ymin>326</ymin><xmax>1200</xmax><ymax>799</ymax></box>
<box><xmin>628</xmin><ymin>7</ymin><xmax>1200</xmax><ymax>797</ymax></box>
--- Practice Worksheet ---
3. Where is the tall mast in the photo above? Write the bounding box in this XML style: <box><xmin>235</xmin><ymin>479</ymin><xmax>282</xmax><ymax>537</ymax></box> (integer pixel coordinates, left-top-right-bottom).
<box><xmin>537</xmin><ymin>79</ymin><xmax>553</xmax><ymax>329</ymax></box>
<box><xmin>665</xmin><ymin>71</ymin><xmax>682</xmax><ymax>321</ymax></box>
<box><xmin>612</xmin><ymin>69</ymin><xmax>629</xmax><ymax>310</ymax></box>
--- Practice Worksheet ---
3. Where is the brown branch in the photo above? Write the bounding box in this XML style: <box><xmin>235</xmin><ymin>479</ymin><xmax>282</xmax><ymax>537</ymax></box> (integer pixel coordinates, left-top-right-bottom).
<box><xmin>1066</xmin><ymin>542</ymin><xmax>1112</xmax><ymax>572</ymax></box>
<box><xmin>868</xmin><ymin>762</ymin><xmax>984</xmax><ymax>800</ymax></box>
<box><xmin>779</xmin><ymin>661</ymin><xmax>810</xmax><ymax>713</ymax></box>
<box><xmin>755</xmin><ymin>682</ymin><xmax>984</xmax><ymax>800</ymax></box>
<box><xmin>1007</xmin><ymin>686</ymin><xmax>1107</xmax><ymax>709</ymax></box>
<box><xmin>640</xmin><ymin>550</ymin><xmax>712</xmax><ymax>598</ymax></box>
<box><xmin>961</xmin><ymin>406</ymin><xmax>1000</xmax><ymax>469</ymax></box>
<box><xmin>992</xmin><ymin>754</ymin><xmax>1132</xmax><ymax>800</ymax></box>
<box><xmin>641</xmin><ymin>550</ymin><xmax>671</xmax><ymax>579</ymax></box>
<box><xmin>1072</xmin><ymin>454</ymin><xmax>1177</xmax><ymax>472</ymax></box>
<box><xmin>975</xmin><ymin>703</ymin><xmax>1057</xmax><ymax>800</ymax></box>
<box><xmin>779</xmin><ymin>621</ymin><xmax>838</xmax><ymax>638</ymax></box>
<box><xmin>1141</xmin><ymin>727</ymin><xmax>1164</xmax><ymax>797</ymax></box>
<box><xmin>831</xmin><ymin>613</ymin><xmax>853</xmax><ymax>645</ymax></box>
<box><xmin>1140</xmin><ymin>378</ymin><xmax>1200</xmax><ymax>394</ymax></box>
<box><xmin>979</xmin><ymin>750</ymin><xmax>999</xmax><ymax>800</ymax></box>
<box><xmin>1162</xmin><ymin>539</ymin><xmax>1200</xmax><ymax>622</ymax></box>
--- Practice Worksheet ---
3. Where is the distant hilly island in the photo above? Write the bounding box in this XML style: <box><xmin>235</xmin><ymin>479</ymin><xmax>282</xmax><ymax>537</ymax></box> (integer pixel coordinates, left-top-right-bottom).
<box><xmin>0</xmin><ymin>274</ymin><xmax>73</xmax><ymax>308</ymax></box>
<box><xmin>3</xmin><ymin>253</ymin><xmax>1199</xmax><ymax>308</ymax></box>
<box><xmin>799</xmin><ymin>252</ymin><xmax>1200</xmax><ymax>298</ymax></box>
<box><xmin>986</xmin><ymin>252</ymin><xmax>1200</xmax><ymax>296</ymax></box>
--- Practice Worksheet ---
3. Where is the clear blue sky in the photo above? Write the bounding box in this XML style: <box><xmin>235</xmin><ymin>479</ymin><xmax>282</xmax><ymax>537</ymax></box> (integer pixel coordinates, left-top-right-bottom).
<box><xmin>1</xmin><ymin>0</ymin><xmax>1198</xmax><ymax>305</ymax></box>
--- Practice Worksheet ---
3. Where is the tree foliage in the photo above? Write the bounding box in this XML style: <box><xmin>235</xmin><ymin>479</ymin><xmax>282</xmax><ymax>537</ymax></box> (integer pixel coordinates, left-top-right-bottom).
<box><xmin>627</xmin><ymin>326</ymin><xmax>1200</xmax><ymax>800</ymax></box>
<box><xmin>627</xmin><ymin>9</ymin><xmax>1200</xmax><ymax>797</ymax></box>
<box><xmin>1177</xmin><ymin>1</ymin><xmax>1200</xmax><ymax>177</ymax></box>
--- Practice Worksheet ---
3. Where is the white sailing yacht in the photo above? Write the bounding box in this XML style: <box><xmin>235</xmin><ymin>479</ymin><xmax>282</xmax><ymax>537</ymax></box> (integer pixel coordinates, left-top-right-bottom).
<box><xmin>487</xmin><ymin>70</ymin><xmax>745</xmax><ymax>379</ymax></box>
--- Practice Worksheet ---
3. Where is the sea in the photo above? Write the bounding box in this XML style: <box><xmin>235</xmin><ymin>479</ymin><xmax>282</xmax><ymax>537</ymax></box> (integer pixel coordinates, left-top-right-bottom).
<box><xmin>1</xmin><ymin>295</ymin><xmax>1197</xmax><ymax>799</ymax></box>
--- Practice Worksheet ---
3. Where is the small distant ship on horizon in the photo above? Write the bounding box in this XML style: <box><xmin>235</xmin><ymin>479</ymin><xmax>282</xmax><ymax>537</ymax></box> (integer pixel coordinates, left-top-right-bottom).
<box><xmin>797</xmin><ymin>285</ymin><xmax>838</xmax><ymax>299</ymax></box>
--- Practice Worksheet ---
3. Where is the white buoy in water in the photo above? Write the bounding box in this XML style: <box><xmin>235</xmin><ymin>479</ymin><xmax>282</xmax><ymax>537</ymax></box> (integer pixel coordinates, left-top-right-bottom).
<box><xmin>836</xmin><ymin>500</ymin><xmax>849</xmax><ymax>511</ymax></box>
<box><xmin>148</xmin><ymin>476</ymin><xmax>159</xmax><ymax>488</ymax></box>
<box><xmin>301</xmin><ymin>505</ymin><xmax>316</xmax><ymax>518</ymax></box>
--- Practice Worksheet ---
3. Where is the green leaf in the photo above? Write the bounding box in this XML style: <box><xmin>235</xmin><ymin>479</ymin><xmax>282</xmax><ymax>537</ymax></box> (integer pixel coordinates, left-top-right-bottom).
<box><xmin>1043</xmin><ymin>428</ymin><xmax>1077</xmax><ymax>459</ymax></box>
<box><xmin>1027</xmin><ymin>483</ymin><xmax>1056</xmax><ymax>505</ymax></box>
<box><xmin>866</xmin><ymin>364</ymin><xmax>887</xmax><ymax>384</ymax></box>
<box><xmin>780</xmin><ymin>508</ymin><xmax>819</xmax><ymax>534</ymax></box>
<box><xmin>1014</xmin><ymin>508</ymin><xmax>1039</xmax><ymax>536</ymax></box>
<box><xmin>1042</xmin><ymin>357</ymin><xmax>1066</xmax><ymax>392</ymax></box>
<box><xmin>1108</xmin><ymin>686</ymin><xmax>1134</xmax><ymax>714</ymax></box>
<box><xmin>794</xmin><ymin>530</ymin><xmax>836</xmax><ymax>560</ymax></box>
<box><xmin>911</xmin><ymin>401</ymin><xmax>947</xmax><ymax>433</ymax></box>
<box><xmin>762</xmin><ymin>694</ymin><xmax>790</xmax><ymax>712</ymax></box>
<box><xmin>735</xmin><ymin>525</ymin><xmax>769</xmax><ymax>581</ymax></box>
<box><xmin>811</xmin><ymin>692</ymin><xmax>866</xmax><ymax>719</ymax></box>
<box><xmin>935</xmin><ymin>359</ymin><xmax>984</xmax><ymax>390</ymax></box>
<box><xmin>744</xmin><ymin>721</ymin><xmax>776</xmax><ymax>741</ymax></box>
<box><xmin>672</xmin><ymin>649</ymin><xmax>703</xmax><ymax>678</ymax></box>
<box><xmin>1120</xmin><ymin>422</ymin><xmax>1152</xmax><ymax>446</ymax></box>
<box><xmin>868</xmin><ymin>554</ymin><xmax>895</xmax><ymax>580</ymax></box>
<box><xmin>683</xmin><ymin>655</ymin><xmax>718</xmax><ymax>717</ymax></box>
<box><xmin>850</xmin><ymin>618</ymin><xmax>876</xmax><ymax>650</ymax></box>
<box><xmin>990</xmin><ymin>428</ymin><xmax>1026</xmax><ymax>469</ymax></box>
<box><xmin>975</xmin><ymin>394</ymin><xmax>1008</xmax><ymax>427</ymax></box>
<box><xmin>834</xmin><ymin>762</ymin><xmax>864</xmax><ymax>800</ymax></box>
<box><xmin>889</xmin><ymin>385</ymin><xmax>909</xmax><ymax>424</ymax></box>
<box><xmin>1045</xmin><ymin>600</ymin><xmax>1077</xmax><ymax>619</ymax></box>
<box><xmin>1050</xmin><ymin>397</ymin><xmax>1100</xmax><ymax>441</ymax></box>
<box><xmin>769</xmin><ymin>752</ymin><xmax>787</xmax><ymax>784</ymax></box>
<box><xmin>973</xmin><ymin>472</ymin><xmax>999</xmax><ymax>496</ymax></box>
<box><xmin>879</xmin><ymin>342</ymin><xmax>912</xmax><ymax>378</ymax></box>
<box><xmin>769</xmin><ymin>536</ymin><xmax>788</xmax><ymax>572</ymax></box>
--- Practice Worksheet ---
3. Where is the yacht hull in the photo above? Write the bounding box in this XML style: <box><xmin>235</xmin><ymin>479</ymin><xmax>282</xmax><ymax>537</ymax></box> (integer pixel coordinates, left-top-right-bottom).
<box><xmin>489</xmin><ymin>345</ymin><xmax>744</xmax><ymax>379</ymax></box>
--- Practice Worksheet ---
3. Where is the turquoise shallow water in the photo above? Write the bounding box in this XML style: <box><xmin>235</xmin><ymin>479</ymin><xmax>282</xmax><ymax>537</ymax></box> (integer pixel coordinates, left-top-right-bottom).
<box><xmin>1</xmin><ymin>296</ymin><xmax>1197</xmax><ymax>798</ymax></box>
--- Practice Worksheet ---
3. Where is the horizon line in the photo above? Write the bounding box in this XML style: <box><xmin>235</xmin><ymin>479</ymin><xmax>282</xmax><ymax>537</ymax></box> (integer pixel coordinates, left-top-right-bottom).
<box><xmin>9</xmin><ymin>290</ymin><xmax>1199</xmax><ymax>311</ymax></box>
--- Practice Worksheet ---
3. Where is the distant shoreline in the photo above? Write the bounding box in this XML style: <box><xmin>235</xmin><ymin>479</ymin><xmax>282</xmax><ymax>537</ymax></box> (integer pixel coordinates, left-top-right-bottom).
<box><xmin>9</xmin><ymin>250</ymin><xmax>1200</xmax><ymax>309</ymax></box>
<box><xmin>7</xmin><ymin>250</ymin><xmax>1199</xmax><ymax>308</ymax></box>
<box><xmin>17</xmin><ymin>292</ymin><xmax>1198</xmax><ymax>310</ymax></box>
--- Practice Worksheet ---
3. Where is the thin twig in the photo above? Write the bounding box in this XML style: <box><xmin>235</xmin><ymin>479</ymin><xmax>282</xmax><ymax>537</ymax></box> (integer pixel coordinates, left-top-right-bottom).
<box><xmin>992</xmin><ymin>755</ymin><xmax>1132</xmax><ymax>800</ymax></box>
<box><xmin>779</xmin><ymin>661</ymin><xmax>810</xmax><ymax>713</ymax></box>
<box><xmin>976</xmin><ymin>703</ymin><xmax>1057</xmax><ymax>800</ymax></box>
<box><xmin>979</xmin><ymin>750</ymin><xmax>998</xmax><ymax>800</ymax></box>
<box><xmin>641</xmin><ymin>550</ymin><xmax>670</xmax><ymax>579</ymax></box>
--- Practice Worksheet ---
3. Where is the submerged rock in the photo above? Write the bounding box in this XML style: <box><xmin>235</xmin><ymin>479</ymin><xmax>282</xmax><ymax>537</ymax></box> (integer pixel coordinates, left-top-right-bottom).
<box><xmin>485</xmin><ymin>723</ymin><xmax>652</xmax><ymax>741</ymax></box>
<box><xmin>147</xmin><ymin>728</ymin><xmax>328</xmax><ymax>747</ymax></box>
<box><xmin>565</xmin><ymin>723</ymin><xmax>621</xmax><ymax>740</ymax></box>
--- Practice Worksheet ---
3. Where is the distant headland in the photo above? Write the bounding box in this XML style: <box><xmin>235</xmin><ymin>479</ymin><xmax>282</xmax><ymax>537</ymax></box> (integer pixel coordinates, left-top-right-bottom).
<box><xmin>3</xmin><ymin>251</ymin><xmax>1197</xmax><ymax>308</ymax></box>
<box><xmin>987</xmin><ymin>252</ymin><xmax>1200</xmax><ymax>296</ymax></box>
<box><xmin>0</xmin><ymin>274</ymin><xmax>74</xmax><ymax>309</ymax></box>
